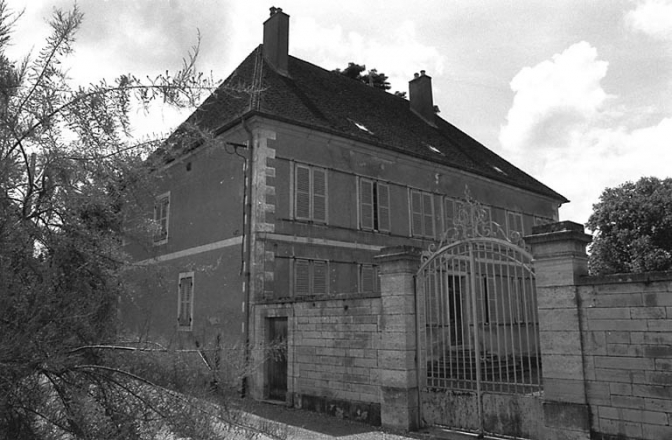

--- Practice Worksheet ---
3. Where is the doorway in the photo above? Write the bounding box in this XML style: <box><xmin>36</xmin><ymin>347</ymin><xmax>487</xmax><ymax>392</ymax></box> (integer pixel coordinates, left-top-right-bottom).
<box><xmin>266</xmin><ymin>317</ymin><xmax>288</xmax><ymax>401</ymax></box>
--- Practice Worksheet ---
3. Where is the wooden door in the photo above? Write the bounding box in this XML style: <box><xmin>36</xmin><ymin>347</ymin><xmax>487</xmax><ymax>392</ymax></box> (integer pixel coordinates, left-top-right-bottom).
<box><xmin>267</xmin><ymin>317</ymin><xmax>287</xmax><ymax>401</ymax></box>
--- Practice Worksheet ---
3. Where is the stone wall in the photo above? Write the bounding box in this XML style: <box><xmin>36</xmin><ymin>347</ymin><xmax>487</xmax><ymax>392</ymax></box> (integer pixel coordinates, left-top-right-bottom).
<box><xmin>290</xmin><ymin>294</ymin><xmax>382</xmax><ymax>425</ymax></box>
<box><xmin>578</xmin><ymin>272</ymin><xmax>672</xmax><ymax>440</ymax></box>
<box><xmin>528</xmin><ymin>222</ymin><xmax>672</xmax><ymax>440</ymax></box>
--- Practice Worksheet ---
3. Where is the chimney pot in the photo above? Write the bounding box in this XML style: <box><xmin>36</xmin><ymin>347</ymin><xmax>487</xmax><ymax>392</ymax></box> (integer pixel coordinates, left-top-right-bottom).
<box><xmin>263</xmin><ymin>7</ymin><xmax>289</xmax><ymax>75</ymax></box>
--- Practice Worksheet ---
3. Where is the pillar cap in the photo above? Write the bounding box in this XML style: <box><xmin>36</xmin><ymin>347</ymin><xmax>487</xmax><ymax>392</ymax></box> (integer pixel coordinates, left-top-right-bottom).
<box><xmin>374</xmin><ymin>246</ymin><xmax>422</xmax><ymax>264</ymax></box>
<box><xmin>526</xmin><ymin>221</ymin><xmax>592</xmax><ymax>246</ymax></box>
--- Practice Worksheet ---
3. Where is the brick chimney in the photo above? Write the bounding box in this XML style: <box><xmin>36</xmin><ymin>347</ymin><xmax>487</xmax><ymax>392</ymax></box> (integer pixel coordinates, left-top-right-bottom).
<box><xmin>263</xmin><ymin>7</ymin><xmax>289</xmax><ymax>76</ymax></box>
<box><xmin>409</xmin><ymin>71</ymin><xmax>435</xmax><ymax>125</ymax></box>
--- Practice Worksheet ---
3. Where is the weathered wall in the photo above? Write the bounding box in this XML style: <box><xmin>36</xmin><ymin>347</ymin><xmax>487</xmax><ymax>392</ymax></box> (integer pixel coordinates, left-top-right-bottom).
<box><xmin>292</xmin><ymin>295</ymin><xmax>382</xmax><ymax>424</ymax></box>
<box><xmin>252</xmin><ymin>294</ymin><xmax>382</xmax><ymax>425</ymax></box>
<box><xmin>528</xmin><ymin>222</ymin><xmax>672</xmax><ymax>440</ymax></box>
<box><xmin>579</xmin><ymin>272</ymin><xmax>672</xmax><ymax>440</ymax></box>
<box><xmin>123</xmin><ymin>130</ymin><xmax>248</xmax><ymax>348</ymax></box>
<box><xmin>124</xmin><ymin>246</ymin><xmax>245</xmax><ymax>348</ymax></box>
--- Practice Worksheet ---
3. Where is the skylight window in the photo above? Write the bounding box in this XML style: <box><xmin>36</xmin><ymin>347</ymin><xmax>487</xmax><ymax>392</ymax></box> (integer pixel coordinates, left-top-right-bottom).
<box><xmin>492</xmin><ymin>165</ymin><xmax>507</xmax><ymax>175</ymax></box>
<box><xmin>351</xmin><ymin>120</ymin><xmax>373</xmax><ymax>135</ymax></box>
<box><xmin>424</xmin><ymin>143</ymin><xmax>444</xmax><ymax>155</ymax></box>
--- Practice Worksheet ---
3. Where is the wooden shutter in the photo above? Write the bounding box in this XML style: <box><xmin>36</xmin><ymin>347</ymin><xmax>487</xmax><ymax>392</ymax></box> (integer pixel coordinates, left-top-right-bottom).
<box><xmin>313</xmin><ymin>261</ymin><xmax>328</xmax><ymax>294</ymax></box>
<box><xmin>154</xmin><ymin>196</ymin><xmax>169</xmax><ymax>241</ymax></box>
<box><xmin>507</xmin><ymin>211</ymin><xmax>524</xmax><ymax>238</ymax></box>
<box><xmin>312</xmin><ymin>168</ymin><xmax>327</xmax><ymax>222</ymax></box>
<box><xmin>360</xmin><ymin>179</ymin><xmax>374</xmax><ymax>230</ymax></box>
<box><xmin>377</xmin><ymin>183</ymin><xmax>390</xmax><ymax>232</ymax></box>
<box><xmin>445</xmin><ymin>198</ymin><xmax>455</xmax><ymax>227</ymax></box>
<box><xmin>295</xmin><ymin>165</ymin><xmax>311</xmax><ymax>220</ymax></box>
<box><xmin>178</xmin><ymin>276</ymin><xmax>192</xmax><ymax>327</ymax></box>
<box><xmin>411</xmin><ymin>190</ymin><xmax>423</xmax><ymax>236</ymax></box>
<box><xmin>160</xmin><ymin>198</ymin><xmax>169</xmax><ymax>238</ymax></box>
<box><xmin>422</xmin><ymin>192</ymin><xmax>434</xmax><ymax>238</ymax></box>
<box><xmin>295</xmin><ymin>259</ymin><xmax>310</xmax><ymax>295</ymax></box>
<box><xmin>360</xmin><ymin>265</ymin><xmax>375</xmax><ymax>292</ymax></box>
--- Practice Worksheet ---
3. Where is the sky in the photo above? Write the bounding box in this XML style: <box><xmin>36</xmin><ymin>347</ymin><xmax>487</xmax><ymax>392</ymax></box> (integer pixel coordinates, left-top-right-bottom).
<box><xmin>5</xmin><ymin>0</ymin><xmax>672</xmax><ymax>225</ymax></box>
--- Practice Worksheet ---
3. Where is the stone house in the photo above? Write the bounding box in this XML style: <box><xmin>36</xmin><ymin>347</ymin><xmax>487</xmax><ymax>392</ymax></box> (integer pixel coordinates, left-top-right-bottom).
<box><xmin>123</xmin><ymin>7</ymin><xmax>567</xmax><ymax>427</ymax></box>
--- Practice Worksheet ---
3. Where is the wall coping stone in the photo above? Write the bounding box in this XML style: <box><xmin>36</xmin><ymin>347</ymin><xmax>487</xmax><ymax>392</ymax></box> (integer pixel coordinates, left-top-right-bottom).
<box><xmin>525</xmin><ymin>228</ymin><xmax>592</xmax><ymax>247</ymax></box>
<box><xmin>374</xmin><ymin>245</ymin><xmax>422</xmax><ymax>265</ymax></box>
<box><xmin>257</xmin><ymin>291</ymin><xmax>381</xmax><ymax>305</ymax></box>
<box><xmin>577</xmin><ymin>270</ymin><xmax>672</xmax><ymax>286</ymax></box>
<box><xmin>531</xmin><ymin>220</ymin><xmax>585</xmax><ymax>235</ymax></box>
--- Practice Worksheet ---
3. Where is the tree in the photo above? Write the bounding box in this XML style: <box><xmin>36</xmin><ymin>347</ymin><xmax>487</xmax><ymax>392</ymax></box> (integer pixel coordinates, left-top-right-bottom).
<box><xmin>0</xmin><ymin>3</ymin><xmax>272</xmax><ymax>439</ymax></box>
<box><xmin>333</xmin><ymin>62</ymin><xmax>391</xmax><ymax>91</ymax></box>
<box><xmin>587</xmin><ymin>177</ymin><xmax>672</xmax><ymax>275</ymax></box>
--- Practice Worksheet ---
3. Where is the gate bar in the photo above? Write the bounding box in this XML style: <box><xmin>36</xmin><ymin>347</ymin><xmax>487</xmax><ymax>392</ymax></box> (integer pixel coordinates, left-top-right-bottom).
<box><xmin>468</xmin><ymin>242</ymin><xmax>484</xmax><ymax>437</ymax></box>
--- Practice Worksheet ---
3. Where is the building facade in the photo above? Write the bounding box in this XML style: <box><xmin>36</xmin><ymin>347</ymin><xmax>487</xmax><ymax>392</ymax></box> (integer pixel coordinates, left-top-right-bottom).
<box><xmin>124</xmin><ymin>7</ymin><xmax>567</xmax><ymax>423</ymax></box>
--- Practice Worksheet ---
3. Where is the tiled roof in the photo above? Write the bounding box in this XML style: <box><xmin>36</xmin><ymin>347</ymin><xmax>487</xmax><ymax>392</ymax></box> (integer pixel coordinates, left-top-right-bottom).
<box><xmin>177</xmin><ymin>46</ymin><xmax>567</xmax><ymax>202</ymax></box>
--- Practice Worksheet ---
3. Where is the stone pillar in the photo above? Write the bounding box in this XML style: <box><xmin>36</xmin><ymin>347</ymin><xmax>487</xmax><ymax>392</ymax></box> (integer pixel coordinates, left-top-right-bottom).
<box><xmin>374</xmin><ymin>246</ymin><xmax>422</xmax><ymax>431</ymax></box>
<box><xmin>526</xmin><ymin>221</ymin><xmax>593</xmax><ymax>440</ymax></box>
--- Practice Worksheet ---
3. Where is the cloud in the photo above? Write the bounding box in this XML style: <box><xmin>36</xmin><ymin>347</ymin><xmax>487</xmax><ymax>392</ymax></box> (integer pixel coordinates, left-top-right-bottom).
<box><xmin>625</xmin><ymin>0</ymin><xmax>672</xmax><ymax>41</ymax></box>
<box><xmin>499</xmin><ymin>41</ymin><xmax>672</xmax><ymax>224</ymax></box>
<box><xmin>292</xmin><ymin>18</ymin><xmax>444</xmax><ymax>94</ymax></box>
<box><xmin>500</xmin><ymin>41</ymin><xmax>609</xmax><ymax>162</ymax></box>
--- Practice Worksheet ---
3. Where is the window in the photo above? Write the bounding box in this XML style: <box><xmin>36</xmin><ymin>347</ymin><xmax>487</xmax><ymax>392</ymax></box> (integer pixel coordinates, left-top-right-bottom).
<box><xmin>506</xmin><ymin>210</ymin><xmax>524</xmax><ymax>240</ymax></box>
<box><xmin>294</xmin><ymin>164</ymin><xmax>327</xmax><ymax>223</ymax></box>
<box><xmin>359</xmin><ymin>178</ymin><xmax>390</xmax><ymax>232</ymax></box>
<box><xmin>177</xmin><ymin>272</ymin><xmax>194</xmax><ymax>331</ymax></box>
<box><xmin>359</xmin><ymin>264</ymin><xmax>378</xmax><ymax>293</ymax></box>
<box><xmin>410</xmin><ymin>189</ymin><xmax>434</xmax><ymax>238</ymax></box>
<box><xmin>445</xmin><ymin>197</ymin><xmax>458</xmax><ymax>229</ymax></box>
<box><xmin>154</xmin><ymin>192</ymin><xmax>170</xmax><ymax>244</ymax></box>
<box><xmin>294</xmin><ymin>259</ymin><xmax>328</xmax><ymax>295</ymax></box>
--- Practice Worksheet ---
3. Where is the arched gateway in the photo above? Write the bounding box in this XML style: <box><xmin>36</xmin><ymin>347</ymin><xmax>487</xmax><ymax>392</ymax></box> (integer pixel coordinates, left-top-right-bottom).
<box><xmin>416</xmin><ymin>194</ymin><xmax>543</xmax><ymax>438</ymax></box>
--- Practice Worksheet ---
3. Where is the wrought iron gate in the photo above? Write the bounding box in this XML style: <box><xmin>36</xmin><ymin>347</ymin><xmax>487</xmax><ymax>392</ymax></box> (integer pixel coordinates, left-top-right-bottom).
<box><xmin>416</xmin><ymin>196</ymin><xmax>543</xmax><ymax>438</ymax></box>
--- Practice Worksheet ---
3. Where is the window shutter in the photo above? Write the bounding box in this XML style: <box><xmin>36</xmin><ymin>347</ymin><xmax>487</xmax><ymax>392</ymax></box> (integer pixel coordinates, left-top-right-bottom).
<box><xmin>295</xmin><ymin>166</ymin><xmax>311</xmax><ymax>220</ymax></box>
<box><xmin>154</xmin><ymin>197</ymin><xmax>169</xmax><ymax>241</ymax></box>
<box><xmin>516</xmin><ymin>213</ymin><xmax>523</xmax><ymax>234</ymax></box>
<box><xmin>377</xmin><ymin>183</ymin><xmax>390</xmax><ymax>232</ymax></box>
<box><xmin>160</xmin><ymin>199</ymin><xmax>169</xmax><ymax>238</ymax></box>
<box><xmin>295</xmin><ymin>260</ymin><xmax>310</xmax><ymax>295</ymax></box>
<box><xmin>445</xmin><ymin>198</ymin><xmax>455</xmax><ymax>228</ymax></box>
<box><xmin>313</xmin><ymin>260</ymin><xmax>328</xmax><ymax>294</ymax></box>
<box><xmin>184</xmin><ymin>277</ymin><xmax>192</xmax><ymax>325</ymax></box>
<box><xmin>411</xmin><ymin>190</ymin><xmax>423</xmax><ymax>236</ymax></box>
<box><xmin>360</xmin><ymin>179</ymin><xmax>374</xmax><ymax>230</ymax></box>
<box><xmin>360</xmin><ymin>265</ymin><xmax>375</xmax><ymax>292</ymax></box>
<box><xmin>422</xmin><ymin>192</ymin><xmax>434</xmax><ymax>238</ymax></box>
<box><xmin>312</xmin><ymin>168</ymin><xmax>327</xmax><ymax>222</ymax></box>
<box><xmin>507</xmin><ymin>211</ymin><xmax>523</xmax><ymax>238</ymax></box>
<box><xmin>178</xmin><ymin>276</ymin><xmax>192</xmax><ymax>327</ymax></box>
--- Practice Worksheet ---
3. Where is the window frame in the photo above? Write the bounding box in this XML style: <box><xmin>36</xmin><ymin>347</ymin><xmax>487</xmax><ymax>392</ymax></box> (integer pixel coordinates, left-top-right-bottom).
<box><xmin>410</xmin><ymin>189</ymin><xmax>435</xmax><ymax>238</ymax></box>
<box><xmin>293</xmin><ymin>258</ymin><xmax>329</xmax><ymax>296</ymax></box>
<box><xmin>358</xmin><ymin>264</ymin><xmax>378</xmax><ymax>293</ymax></box>
<box><xmin>153</xmin><ymin>192</ymin><xmax>170</xmax><ymax>245</ymax></box>
<box><xmin>177</xmin><ymin>272</ymin><xmax>194</xmax><ymax>331</ymax></box>
<box><xmin>506</xmin><ymin>210</ymin><xmax>524</xmax><ymax>240</ymax></box>
<box><xmin>294</xmin><ymin>164</ymin><xmax>328</xmax><ymax>223</ymax></box>
<box><xmin>358</xmin><ymin>178</ymin><xmax>391</xmax><ymax>232</ymax></box>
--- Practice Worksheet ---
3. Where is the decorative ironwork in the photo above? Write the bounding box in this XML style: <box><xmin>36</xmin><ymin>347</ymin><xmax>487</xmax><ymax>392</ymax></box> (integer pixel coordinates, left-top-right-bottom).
<box><xmin>416</xmin><ymin>212</ymin><xmax>542</xmax><ymax>437</ymax></box>
<box><xmin>426</xmin><ymin>187</ymin><xmax>525</xmax><ymax>260</ymax></box>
